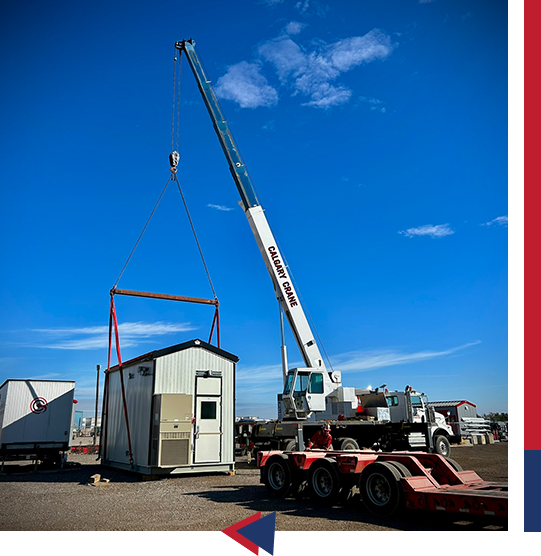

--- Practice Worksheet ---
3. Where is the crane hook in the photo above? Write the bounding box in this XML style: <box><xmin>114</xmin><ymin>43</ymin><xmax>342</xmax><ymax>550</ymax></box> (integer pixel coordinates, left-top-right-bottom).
<box><xmin>169</xmin><ymin>151</ymin><xmax>180</xmax><ymax>173</ymax></box>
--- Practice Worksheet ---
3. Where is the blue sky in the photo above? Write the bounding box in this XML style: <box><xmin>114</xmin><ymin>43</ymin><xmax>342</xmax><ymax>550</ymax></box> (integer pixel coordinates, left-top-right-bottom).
<box><xmin>0</xmin><ymin>0</ymin><xmax>508</xmax><ymax>419</ymax></box>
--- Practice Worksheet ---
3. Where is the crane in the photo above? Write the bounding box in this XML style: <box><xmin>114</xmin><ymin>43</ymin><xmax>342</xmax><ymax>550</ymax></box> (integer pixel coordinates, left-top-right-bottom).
<box><xmin>174</xmin><ymin>39</ymin><xmax>357</xmax><ymax>420</ymax></box>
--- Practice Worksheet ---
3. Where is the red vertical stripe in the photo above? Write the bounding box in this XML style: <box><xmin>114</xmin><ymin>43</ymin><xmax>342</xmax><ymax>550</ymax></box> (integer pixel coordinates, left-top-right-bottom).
<box><xmin>525</xmin><ymin>2</ymin><xmax>537</xmax><ymax>449</ymax></box>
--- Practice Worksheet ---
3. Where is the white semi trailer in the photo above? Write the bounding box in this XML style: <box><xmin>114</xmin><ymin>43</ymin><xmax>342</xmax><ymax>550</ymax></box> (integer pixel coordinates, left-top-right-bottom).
<box><xmin>0</xmin><ymin>379</ymin><xmax>75</xmax><ymax>468</ymax></box>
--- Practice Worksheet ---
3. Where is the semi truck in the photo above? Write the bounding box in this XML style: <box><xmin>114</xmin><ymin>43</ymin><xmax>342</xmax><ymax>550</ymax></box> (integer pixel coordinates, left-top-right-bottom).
<box><xmin>175</xmin><ymin>39</ymin><xmax>451</xmax><ymax>459</ymax></box>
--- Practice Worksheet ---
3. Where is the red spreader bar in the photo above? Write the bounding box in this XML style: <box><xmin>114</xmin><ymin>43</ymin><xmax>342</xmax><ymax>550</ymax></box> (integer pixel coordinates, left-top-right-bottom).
<box><xmin>111</xmin><ymin>288</ymin><xmax>220</xmax><ymax>348</ymax></box>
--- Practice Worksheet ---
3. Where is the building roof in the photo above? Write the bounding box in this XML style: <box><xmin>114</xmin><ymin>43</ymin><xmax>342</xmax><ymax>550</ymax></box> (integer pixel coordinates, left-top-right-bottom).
<box><xmin>107</xmin><ymin>338</ymin><xmax>239</xmax><ymax>372</ymax></box>
<box><xmin>0</xmin><ymin>379</ymin><xmax>75</xmax><ymax>390</ymax></box>
<box><xmin>428</xmin><ymin>400</ymin><xmax>476</xmax><ymax>408</ymax></box>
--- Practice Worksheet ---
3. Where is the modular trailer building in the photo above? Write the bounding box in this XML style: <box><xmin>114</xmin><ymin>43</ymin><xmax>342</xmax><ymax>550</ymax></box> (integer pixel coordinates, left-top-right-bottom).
<box><xmin>0</xmin><ymin>379</ymin><xmax>75</xmax><ymax>463</ymax></box>
<box><xmin>101</xmin><ymin>339</ymin><xmax>238</xmax><ymax>475</ymax></box>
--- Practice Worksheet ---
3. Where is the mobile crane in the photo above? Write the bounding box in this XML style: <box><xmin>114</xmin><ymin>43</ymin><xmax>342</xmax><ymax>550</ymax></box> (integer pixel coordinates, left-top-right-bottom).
<box><xmin>173</xmin><ymin>41</ymin><xmax>506</xmax><ymax>520</ymax></box>
<box><xmin>175</xmin><ymin>39</ymin><xmax>451</xmax><ymax>456</ymax></box>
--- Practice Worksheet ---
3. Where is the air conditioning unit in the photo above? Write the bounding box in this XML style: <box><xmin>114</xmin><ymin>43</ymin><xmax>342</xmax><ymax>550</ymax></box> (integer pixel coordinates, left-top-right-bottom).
<box><xmin>150</xmin><ymin>394</ymin><xmax>193</xmax><ymax>468</ymax></box>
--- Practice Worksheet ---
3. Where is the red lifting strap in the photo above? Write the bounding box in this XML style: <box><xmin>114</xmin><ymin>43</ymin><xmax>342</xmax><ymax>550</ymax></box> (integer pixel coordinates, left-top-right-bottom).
<box><xmin>102</xmin><ymin>294</ymin><xmax>135</xmax><ymax>468</ymax></box>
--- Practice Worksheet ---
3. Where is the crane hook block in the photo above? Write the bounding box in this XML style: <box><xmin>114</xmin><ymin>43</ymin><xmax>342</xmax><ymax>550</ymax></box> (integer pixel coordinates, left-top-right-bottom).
<box><xmin>169</xmin><ymin>151</ymin><xmax>180</xmax><ymax>173</ymax></box>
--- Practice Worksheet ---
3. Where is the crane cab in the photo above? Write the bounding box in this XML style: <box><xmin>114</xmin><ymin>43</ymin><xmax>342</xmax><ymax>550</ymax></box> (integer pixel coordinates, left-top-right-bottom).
<box><xmin>282</xmin><ymin>368</ymin><xmax>327</xmax><ymax>419</ymax></box>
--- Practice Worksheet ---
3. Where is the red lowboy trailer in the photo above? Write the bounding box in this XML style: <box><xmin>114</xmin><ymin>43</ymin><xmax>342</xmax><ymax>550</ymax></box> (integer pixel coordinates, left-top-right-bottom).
<box><xmin>258</xmin><ymin>449</ymin><xmax>508</xmax><ymax>519</ymax></box>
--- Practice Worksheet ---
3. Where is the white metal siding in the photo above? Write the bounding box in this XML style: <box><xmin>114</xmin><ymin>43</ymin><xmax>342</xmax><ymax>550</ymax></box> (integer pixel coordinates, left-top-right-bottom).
<box><xmin>104</xmin><ymin>361</ymin><xmax>155</xmax><ymax>466</ymax></box>
<box><xmin>156</xmin><ymin>349</ymin><xmax>235</xmax><ymax>462</ymax></box>
<box><xmin>0</xmin><ymin>381</ymin><xmax>75</xmax><ymax>445</ymax></box>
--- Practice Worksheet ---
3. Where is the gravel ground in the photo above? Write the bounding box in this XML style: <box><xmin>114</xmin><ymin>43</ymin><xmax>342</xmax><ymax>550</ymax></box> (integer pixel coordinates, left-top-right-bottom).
<box><xmin>0</xmin><ymin>442</ymin><xmax>507</xmax><ymax>531</ymax></box>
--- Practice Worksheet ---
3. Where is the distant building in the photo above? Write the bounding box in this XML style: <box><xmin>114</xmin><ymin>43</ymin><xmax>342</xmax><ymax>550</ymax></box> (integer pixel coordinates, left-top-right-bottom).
<box><xmin>428</xmin><ymin>400</ymin><xmax>490</xmax><ymax>439</ymax></box>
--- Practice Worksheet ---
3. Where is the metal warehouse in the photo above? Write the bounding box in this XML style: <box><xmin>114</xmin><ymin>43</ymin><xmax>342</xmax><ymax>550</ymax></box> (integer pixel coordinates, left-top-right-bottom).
<box><xmin>101</xmin><ymin>339</ymin><xmax>238</xmax><ymax>476</ymax></box>
<box><xmin>0</xmin><ymin>379</ymin><xmax>75</xmax><ymax>465</ymax></box>
<box><xmin>427</xmin><ymin>400</ymin><xmax>490</xmax><ymax>440</ymax></box>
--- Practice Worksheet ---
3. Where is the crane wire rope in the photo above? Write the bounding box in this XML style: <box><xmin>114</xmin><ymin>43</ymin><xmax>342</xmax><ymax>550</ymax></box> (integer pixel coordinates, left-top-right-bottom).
<box><xmin>173</xmin><ymin>173</ymin><xmax>218</xmax><ymax>300</ymax></box>
<box><xmin>112</xmin><ymin>176</ymin><xmax>172</xmax><ymax>290</ymax></box>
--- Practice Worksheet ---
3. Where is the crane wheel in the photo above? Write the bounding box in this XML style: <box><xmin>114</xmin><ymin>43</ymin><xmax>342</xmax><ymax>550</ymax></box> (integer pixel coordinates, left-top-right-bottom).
<box><xmin>340</xmin><ymin>438</ymin><xmax>360</xmax><ymax>451</ymax></box>
<box><xmin>307</xmin><ymin>458</ymin><xmax>342</xmax><ymax>506</ymax></box>
<box><xmin>263</xmin><ymin>454</ymin><xmax>293</xmax><ymax>498</ymax></box>
<box><xmin>433</xmin><ymin>436</ymin><xmax>451</xmax><ymax>457</ymax></box>
<box><xmin>359</xmin><ymin>461</ymin><xmax>404</xmax><ymax>516</ymax></box>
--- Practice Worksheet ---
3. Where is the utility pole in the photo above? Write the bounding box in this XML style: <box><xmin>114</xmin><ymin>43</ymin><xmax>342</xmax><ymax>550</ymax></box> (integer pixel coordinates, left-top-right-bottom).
<box><xmin>94</xmin><ymin>364</ymin><xmax>100</xmax><ymax>448</ymax></box>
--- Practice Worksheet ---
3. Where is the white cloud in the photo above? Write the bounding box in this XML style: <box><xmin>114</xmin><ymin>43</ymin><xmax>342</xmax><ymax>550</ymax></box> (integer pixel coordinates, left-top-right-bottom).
<box><xmin>358</xmin><ymin>96</ymin><xmax>386</xmax><ymax>112</ymax></box>
<box><xmin>482</xmin><ymin>215</ymin><xmax>508</xmax><ymax>227</ymax></box>
<box><xmin>214</xmin><ymin>62</ymin><xmax>278</xmax><ymax>109</ymax></box>
<box><xmin>398</xmin><ymin>223</ymin><xmax>455</xmax><ymax>238</ymax></box>
<box><xmin>24</xmin><ymin>321</ymin><xmax>197</xmax><ymax>350</ymax></box>
<box><xmin>294</xmin><ymin>0</ymin><xmax>329</xmax><ymax>17</ymax></box>
<box><xmin>262</xmin><ymin>120</ymin><xmax>276</xmax><ymax>131</ymax></box>
<box><xmin>284</xmin><ymin>21</ymin><xmax>306</xmax><ymax>36</ymax></box>
<box><xmin>208</xmin><ymin>203</ymin><xmax>235</xmax><ymax>212</ymax></box>
<box><xmin>259</xmin><ymin>29</ymin><xmax>394</xmax><ymax>108</ymax></box>
<box><xmin>331</xmin><ymin>341</ymin><xmax>481</xmax><ymax>373</ymax></box>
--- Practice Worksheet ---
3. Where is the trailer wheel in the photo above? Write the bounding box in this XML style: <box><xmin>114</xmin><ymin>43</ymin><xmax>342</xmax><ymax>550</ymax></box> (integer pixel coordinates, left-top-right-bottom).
<box><xmin>359</xmin><ymin>461</ymin><xmax>404</xmax><ymax>516</ymax></box>
<box><xmin>263</xmin><ymin>454</ymin><xmax>293</xmax><ymax>498</ymax></box>
<box><xmin>444</xmin><ymin>457</ymin><xmax>463</xmax><ymax>472</ymax></box>
<box><xmin>308</xmin><ymin>458</ymin><xmax>342</xmax><ymax>506</ymax></box>
<box><xmin>340</xmin><ymin>438</ymin><xmax>360</xmax><ymax>451</ymax></box>
<box><xmin>433</xmin><ymin>436</ymin><xmax>451</xmax><ymax>457</ymax></box>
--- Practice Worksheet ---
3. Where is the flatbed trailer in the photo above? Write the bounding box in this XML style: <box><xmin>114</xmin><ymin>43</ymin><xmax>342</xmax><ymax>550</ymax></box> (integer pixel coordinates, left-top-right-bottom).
<box><xmin>258</xmin><ymin>449</ymin><xmax>507</xmax><ymax>519</ymax></box>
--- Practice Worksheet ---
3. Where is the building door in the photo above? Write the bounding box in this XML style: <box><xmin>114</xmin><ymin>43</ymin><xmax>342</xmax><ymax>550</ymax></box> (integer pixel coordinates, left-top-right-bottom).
<box><xmin>194</xmin><ymin>376</ymin><xmax>222</xmax><ymax>463</ymax></box>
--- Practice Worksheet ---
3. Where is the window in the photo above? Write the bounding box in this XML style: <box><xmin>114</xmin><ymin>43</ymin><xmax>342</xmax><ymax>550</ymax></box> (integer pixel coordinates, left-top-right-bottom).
<box><xmin>200</xmin><ymin>401</ymin><xmax>217</xmax><ymax>420</ymax></box>
<box><xmin>308</xmin><ymin>373</ymin><xmax>324</xmax><ymax>394</ymax></box>
<box><xmin>283</xmin><ymin>373</ymin><xmax>294</xmax><ymax>395</ymax></box>
<box><xmin>292</xmin><ymin>372</ymin><xmax>310</xmax><ymax>398</ymax></box>
<box><xmin>410</xmin><ymin>395</ymin><xmax>423</xmax><ymax>408</ymax></box>
<box><xmin>386</xmin><ymin>395</ymin><xmax>399</xmax><ymax>407</ymax></box>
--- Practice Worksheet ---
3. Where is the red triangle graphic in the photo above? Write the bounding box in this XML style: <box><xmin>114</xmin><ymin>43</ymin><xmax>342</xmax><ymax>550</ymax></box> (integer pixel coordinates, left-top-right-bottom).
<box><xmin>222</xmin><ymin>512</ymin><xmax>261</xmax><ymax>555</ymax></box>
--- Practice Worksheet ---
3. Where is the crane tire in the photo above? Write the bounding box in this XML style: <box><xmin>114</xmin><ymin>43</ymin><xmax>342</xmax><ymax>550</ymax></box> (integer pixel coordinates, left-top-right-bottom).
<box><xmin>340</xmin><ymin>438</ymin><xmax>360</xmax><ymax>451</ymax></box>
<box><xmin>433</xmin><ymin>436</ymin><xmax>451</xmax><ymax>457</ymax></box>
<box><xmin>283</xmin><ymin>439</ymin><xmax>297</xmax><ymax>451</ymax></box>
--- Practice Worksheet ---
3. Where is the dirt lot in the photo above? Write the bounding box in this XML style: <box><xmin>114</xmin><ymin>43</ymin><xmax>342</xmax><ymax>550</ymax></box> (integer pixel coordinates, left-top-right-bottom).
<box><xmin>0</xmin><ymin>443</ymin><xmax>507</xmax><ymax>531</ymax></box>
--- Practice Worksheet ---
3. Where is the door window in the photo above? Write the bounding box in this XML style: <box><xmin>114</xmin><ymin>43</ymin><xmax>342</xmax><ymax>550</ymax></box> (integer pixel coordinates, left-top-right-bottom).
<box><xmin>200</xmin><ymin>401</ymin><xmax>217</xmax><ymax>420</ymax></box>
<box><xmin>308</xmin><ymin>373</ymin><xmax>324</xmax><ymax>394</ymax></box>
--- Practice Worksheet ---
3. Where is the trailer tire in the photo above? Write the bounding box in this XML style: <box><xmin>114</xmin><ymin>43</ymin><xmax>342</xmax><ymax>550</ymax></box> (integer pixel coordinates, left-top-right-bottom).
<box><xmin>388</xmin><ymin>461</ymin><xmax>412</xmax><ymax>478</ymax></box>
<box><xmin>444</xmin><ymin>457</ymin><xmax>463</xmax><ymax>472</ymax></box>
<box><xmin>433</xmin><ymin>436</ymin><xmax>451</xmax><ymax>457</ymax></box>
<box><xmin>308</xmin><ymin>458</ymin><xmax>342</xmax><ymax>506</ymax></box>
<box><xmin>359</xmin><ymin>461</ymin><xmax>404</xmax><ymax>516</ymax></box>
<box><xmin>263</xmin><ymin>454</ymin><xmax>293</xmax><ymax>498</ymax></box>
<box><xmin>340</xmin><ymin>438</ymin><xmax>360</xmax><ymax>451</ymax></box>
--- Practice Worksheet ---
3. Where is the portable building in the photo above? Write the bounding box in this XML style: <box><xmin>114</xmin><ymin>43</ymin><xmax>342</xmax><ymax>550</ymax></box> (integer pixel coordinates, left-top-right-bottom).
<box><xmin>101</xmin><ymin>339</ymin><xmax>238</xmax><ymax>475</ymax></box>
<box><xmin>427</xmin><ymin>400</ymin><xmax>490</xmax><ymax>440</ymax></box>
<box><xmin>0</xmin><ymin>379</ymin><xmax>75</xmax><ymax>461</ymax></box>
